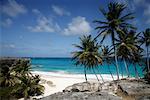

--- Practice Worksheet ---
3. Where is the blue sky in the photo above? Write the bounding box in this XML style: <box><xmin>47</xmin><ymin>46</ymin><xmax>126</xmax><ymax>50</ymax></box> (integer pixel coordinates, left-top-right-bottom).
<box><xmin>0</xmin><ymin>0</ymin><xmax>150</xmax><ymax>57</ymax></box>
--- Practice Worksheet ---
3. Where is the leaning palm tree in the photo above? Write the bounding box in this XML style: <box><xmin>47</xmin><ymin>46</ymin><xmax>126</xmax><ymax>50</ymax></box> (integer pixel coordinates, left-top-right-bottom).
<box><xmin>72</xmin><ymin>35</ymin><xmax>103</xmax><ymax>82</ymax></box>
<box><xmin>115</xmin><ymin>29</ymin><xmax>141</xmax><ymax>77</ymax></box>
<box><xmin>101</xmin><ymin>45</ymin><xmax>114</xmax><ymax>81</ymax></box>
<box><xmin>94</xmin><ymin>2</ymin><xmax>135</xmax><ymax>79</ymax></box>
<box><xmin>140</xmin><ymin>28</ymin><xmax>150</xmax><ymax>71</ymax></box>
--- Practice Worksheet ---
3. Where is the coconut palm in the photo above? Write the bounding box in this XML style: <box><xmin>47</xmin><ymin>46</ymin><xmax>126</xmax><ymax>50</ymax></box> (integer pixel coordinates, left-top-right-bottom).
<box><xmin>94</xmin><ymin>2</ymin><xmax>135</xmax><ymax>79</ymax></box>
<box><xmin>131</xmin><ymin>49</ymin><xmax>144</xmax><ymax>78</ymax></box>
<box><xmin>115</xmin><ymin>29</ymin><xmax>141</xmax><ymax>77</ymax></box>
<box><xmin>72</xmin><ymin>35</ymin><xmax>103</xmax><ymax>82</ymax></box>
<box><xmin>101</xmin><ymin>46</ymin><xmax>114</xmax><ymax>80</ymax></box>
<box><xmin>140</xmin><ymin>28</ymin><xmax>150</xmax><ymax>71</ymax></box>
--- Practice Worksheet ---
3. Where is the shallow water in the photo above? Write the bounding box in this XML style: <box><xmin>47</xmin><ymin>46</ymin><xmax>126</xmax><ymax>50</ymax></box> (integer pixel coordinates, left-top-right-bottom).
<box><xmin>31</xmin><ymin>58</ymin><xmax>144</xmax><ymax>77</ymax></box>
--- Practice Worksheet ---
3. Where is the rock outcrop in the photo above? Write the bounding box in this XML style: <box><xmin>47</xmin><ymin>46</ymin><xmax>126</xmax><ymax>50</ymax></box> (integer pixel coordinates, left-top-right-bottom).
<box><xmin>41</xmin><ymin>92</ymin><xmax>122</xmax><ymax>100</ymax></box>
<box><xmin>40</xmin><ymin>79</ymin><xmax>150</xmax><ymax>100</ymax></box>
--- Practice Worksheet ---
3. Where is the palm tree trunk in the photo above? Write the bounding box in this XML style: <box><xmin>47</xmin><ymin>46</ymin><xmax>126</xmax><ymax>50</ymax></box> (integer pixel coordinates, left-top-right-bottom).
<box><xmin>114</xmin><ymin>49</ymin><xmax>120</xmax><ymax>80</ymax></box>
<box><xmin>97</xmin><ymin>68</ymin><xmax>104</xmax><ymax>83</ymax></box>
<box><xmin>112</xmin><ymin>30</ymin><xmax>119</xmax><ymax>80</ymax></box>
<box><xmin>92</xmin><ymin>68</ymin><xmax>100</xmax><ymax>82</ymax></box>
<box><xmin>107</xmin><ymin>63</ymin><xmax>114</xmax><ymax>81</ymax></box>
<box><xmin>147</xmin><ymin>47</ymin><xmax>149</xmax><ymax>71</ymax></box>
<box><xmin>120</xmin><ymin>63</ymin><xmax>124</xmax><ymax>78</ymax></box>
<box><xmin>123</xmin><ymin>58</ymin><xmax>129</xmax><ymax>77</ymax></box>
<box><xmin>134</xmin><ymin>63</ymin><xmax>139</xmax><ymax>79</ymax></box>
<box><xmin>84</xmin><ymin>66</ymin><xmax>87</xmax><ymax>82</ymax></box>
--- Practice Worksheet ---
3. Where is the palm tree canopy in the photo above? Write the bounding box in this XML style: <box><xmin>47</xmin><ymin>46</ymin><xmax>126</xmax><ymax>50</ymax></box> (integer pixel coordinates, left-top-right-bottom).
<box><xmin>101</xmin><ymin>45</ymin><xmax>113</xmax><ymax>63</ymax></box>
<box><xmin>94</xmin><ymin>2</ymin><xmax>135</xmax><ymax>42</ymax></box>
<box><xmin>72</xmin><ymin>35</ymin><xmax>102</xmax><ymax>69</ymax></box>
<box><xmin>140</xmin><ymin>28</ymin><xmax>150</xmax><ymax>47</ymax></box>
<box><xmin>115</xmin><ymin>29</ymin><xmax>141</xmax><ymax>60</ymax></box>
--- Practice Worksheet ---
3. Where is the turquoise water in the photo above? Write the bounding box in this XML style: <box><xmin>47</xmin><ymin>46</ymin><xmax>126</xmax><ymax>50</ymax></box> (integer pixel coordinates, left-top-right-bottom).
<box><xmin>31</xmin><ymin>58</ymin><xmax>144</xmax><ymax>77</ymax></box>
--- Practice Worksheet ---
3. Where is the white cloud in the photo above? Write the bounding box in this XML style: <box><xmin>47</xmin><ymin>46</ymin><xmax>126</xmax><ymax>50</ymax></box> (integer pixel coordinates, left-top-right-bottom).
<box><xmin>28</xmin><ymin>9</ymin><xmax>60</xmax><ymax>33</ymax></box>
<box><xmin>1</xmin><ymin>44</ymin><xmax>16</xmax><ymax>49</ymax></box>
<box><xmin>62</xmin><ymin>16</ymin><xmax>92</xmax><ymax>36</ymax></box>
<box><xmin>52</xmin><ymin>5</ymin><xmax>70</xmax><ymax>16</ymax></box>
<box><xmin>1</xmin><ymin>18</ymin><xmax>13</xmax><ymax>27</ymax></box>
<box><xmin>2</xmin><ymin>0</ymin><xmax>27</xmax><ymax>17</ymax></box>
<box><xmin>32</xmin><ymin>9</ymin><xmax>41</xmax><ymax>15</ymax></box>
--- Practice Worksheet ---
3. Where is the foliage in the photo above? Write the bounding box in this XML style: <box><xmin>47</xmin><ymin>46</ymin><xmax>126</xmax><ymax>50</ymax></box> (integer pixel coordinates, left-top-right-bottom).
<box><xmin>0</xmin><ymin>59</ymin><xmax>44</xmax><ymax>99</ymax></box>
<box><xmin>72</xmin><ymin>35</ymin><xmax>102</xmax><ymax>81</ymax></box>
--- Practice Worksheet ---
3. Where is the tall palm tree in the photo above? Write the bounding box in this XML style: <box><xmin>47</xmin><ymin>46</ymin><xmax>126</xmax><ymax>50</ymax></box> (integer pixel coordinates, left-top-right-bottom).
<box><xmin>94</xmin><ymin>2</ymin><xmax>135</xmax><ymax>79</ymax></box>
<box><xmin>72</xmin><ymin>35</ymin><xmax>103</xmax><ymax>82</ymax></box>
<box><xmin>115</xmin><ymin>29</ymin><xmax>140</xmax><ymax>77</ymax></box>
<box><xmin>101</xmin><ymin>45</ymin><xmax>114</xmax><ymax>81</ymax></box>
<box><xmin>140</xmin><ymin>28</ymin><xmax>150</xmax><ymax>71</ymax></box>
<box><xmin>131</xmin><ymin>49</ymin><xmax>143</xmax><ymax>78</ymax></box>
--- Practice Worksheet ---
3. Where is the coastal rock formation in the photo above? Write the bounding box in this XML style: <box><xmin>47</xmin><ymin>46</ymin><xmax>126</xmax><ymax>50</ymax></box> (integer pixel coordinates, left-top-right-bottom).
<box><xmin>40</xmin><ymin>79</ymin><xmax>150</xmax><ymax>100</ymax></box>
<box><xmin>117</xmin><ymin>79</ymin><xmax>150</xmax><ymax>100</ymax></box>
<box><xmin>63</xmin><ymin>82</ymin><xmax>101</xmax><ymax>92</ymax></box>
<box><xmin>40</xmin><ymin>92</ymin><xmax>122</xmax><ymax>100</ymax></box>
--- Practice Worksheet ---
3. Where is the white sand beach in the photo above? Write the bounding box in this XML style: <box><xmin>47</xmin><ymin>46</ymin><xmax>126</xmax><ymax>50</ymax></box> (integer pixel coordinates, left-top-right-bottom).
<box><xmin>31</xmin><ymin>71</ymin><xmax>120</xmax><ymax>98</ymax></box>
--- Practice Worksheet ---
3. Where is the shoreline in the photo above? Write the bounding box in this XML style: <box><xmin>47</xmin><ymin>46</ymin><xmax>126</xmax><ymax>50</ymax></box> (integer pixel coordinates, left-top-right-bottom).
<box><xmin>31</xmin><ymin>71</ymin><xmax>128</xmax><ymax>98</ymax></box>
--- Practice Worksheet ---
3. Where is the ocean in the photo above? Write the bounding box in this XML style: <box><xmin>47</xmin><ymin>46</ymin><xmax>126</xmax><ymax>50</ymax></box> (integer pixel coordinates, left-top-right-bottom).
<box><xmin>31</xmin><ymin>58</ymin><xmax>144</xmax><ymax>77</ymax></box>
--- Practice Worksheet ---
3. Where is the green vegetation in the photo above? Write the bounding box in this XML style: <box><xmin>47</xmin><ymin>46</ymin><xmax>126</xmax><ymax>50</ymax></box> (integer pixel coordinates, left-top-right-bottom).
<box><xmin>93</xmin><ymin>2</ymin><xmax>135</xmax><ymax>80</ymax></box>
<box><xmin>73</xmin><ymin>2</ymin><xmax>150</xmax><ymax>83</ymax></box>
<box><xmin>0</xmin><ymin>59</ymin><xmax>44</xmax><ymax>100</ymax></box>
<box><xmin>72</xmin><ymin>35</ymin><xmax>103</xmax><ymax>82</ymax></box>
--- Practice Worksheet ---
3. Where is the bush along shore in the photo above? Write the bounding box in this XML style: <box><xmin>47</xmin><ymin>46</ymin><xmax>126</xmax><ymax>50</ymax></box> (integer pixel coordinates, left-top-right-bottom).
<box><xmin>0</xmin><ymin>58</ymin><xmax>44</xmax><ymax>100</ymax></box>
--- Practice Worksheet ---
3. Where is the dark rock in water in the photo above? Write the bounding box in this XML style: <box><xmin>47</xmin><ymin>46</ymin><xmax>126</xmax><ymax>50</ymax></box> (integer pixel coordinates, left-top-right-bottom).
<box><xmin>40</xmin><ymin>92</ymin><xmax>122</xmax><ymax>100</ymax></box>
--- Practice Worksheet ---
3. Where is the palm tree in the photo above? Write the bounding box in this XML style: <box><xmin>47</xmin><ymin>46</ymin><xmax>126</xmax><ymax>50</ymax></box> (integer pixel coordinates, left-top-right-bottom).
<box><xmin>115</xmin><ymin>29</ymin><xmax>141</xmax><ymax>77</ymax></box>
<box><xmin>131</xmin><ymin>49</ymin><xmax>143</xmax><ymax>79</ymax></box>
<box><xmin>72</xmin><ymin>35</ymin><xmax>103</xmax><ymax>82</ymax></box>
<box><xmin>94</xmin><ymin>2</ymin><xmax>135</xmax><ymax>79</ymax></box>
<box><xmin>140</xmin><ymin>28</ymin><xmax>150</xmax><ymax>71</ymax></box>
<box><xmin>101</xmin><ymin>45</ymin><xmax>114</xmax><ymax>81</ymax></box>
